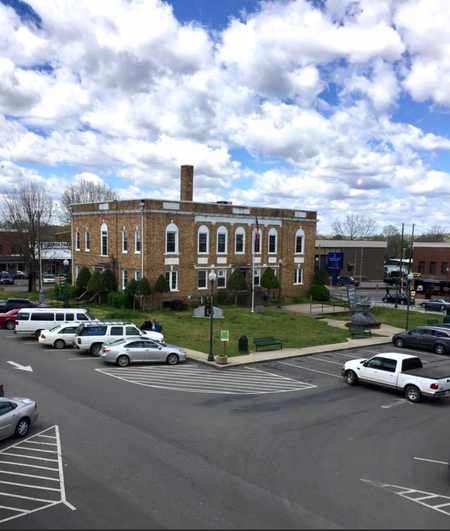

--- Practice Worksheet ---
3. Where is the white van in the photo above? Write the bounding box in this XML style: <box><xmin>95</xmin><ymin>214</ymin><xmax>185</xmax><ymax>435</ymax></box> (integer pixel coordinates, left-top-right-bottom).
<box><xmin>15</xmin><ymin>308</ymin><xmax>94</xmax><ymax>338</ymax></box>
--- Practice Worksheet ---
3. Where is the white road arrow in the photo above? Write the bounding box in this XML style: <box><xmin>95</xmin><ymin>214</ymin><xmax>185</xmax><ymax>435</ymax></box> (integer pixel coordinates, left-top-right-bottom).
<box><xmin>7</xmin><ymin>361</ymin><xmax>33</xmax><ymax>372</ymax></box>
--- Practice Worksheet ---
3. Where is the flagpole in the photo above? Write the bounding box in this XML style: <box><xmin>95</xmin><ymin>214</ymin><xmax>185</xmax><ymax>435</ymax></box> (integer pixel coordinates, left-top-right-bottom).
<box><xmin>251</xmin><ymin>225</ymin><xmax>255</xmax><ymax>313</ymax></box>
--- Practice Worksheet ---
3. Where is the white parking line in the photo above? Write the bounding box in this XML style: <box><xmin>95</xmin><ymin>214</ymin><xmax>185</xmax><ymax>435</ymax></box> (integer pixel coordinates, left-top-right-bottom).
<box><xmin>312</xmin><ymin>358</ymin><xmax>343</xmax><ymax>366</ymax></box>
<box><xmin>68</xmin><ymin>358</ymin><xmax>99</xmax><ymax>361</ymax></box>
<box><xmin>279</xmin><ymin>361</ymin><xmax>341</xmax><ymax>378</ymax></box>
<box><xmin>414</xmin><ymin>457</ymin><xmax>447</xmax><ymax>466</ymax></box>
<box><xmin>381</xmin><ymin>399</ymin><xmax>409</xmax><ymax>409</ymax></box>
<box><xmin>44</xmin><ymin>350</ymin><xmax>72</xmax><ymax>352</ymax></box>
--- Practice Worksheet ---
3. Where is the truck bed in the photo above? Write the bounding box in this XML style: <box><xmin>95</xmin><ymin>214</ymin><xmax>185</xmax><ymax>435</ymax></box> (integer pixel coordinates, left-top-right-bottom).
<box><xmin>403</xmin><ymin>362</ymin><xmax>450</xmax><ymax>380</ymax></box>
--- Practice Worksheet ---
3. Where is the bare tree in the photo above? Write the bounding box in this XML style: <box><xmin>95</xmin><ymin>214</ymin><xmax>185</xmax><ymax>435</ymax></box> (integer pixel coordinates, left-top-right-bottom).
<box><xmin>331</xmin><ymin>214</ymin><xmax>376</xmax><ymax>240</ymax></box>
<box><xmin>59</xmin><ymin>179</ymin><xmax>120</xmax><ymax>225</ymax></box>
<box><xmin>0</xmin><ymin>181</ymin><xmax>53</xmax><ymax>292</ymax></box>
<box><xmin>418</xmin><ymin>225</ymin><xmax>447</xmax><ymax>242</ymax></box>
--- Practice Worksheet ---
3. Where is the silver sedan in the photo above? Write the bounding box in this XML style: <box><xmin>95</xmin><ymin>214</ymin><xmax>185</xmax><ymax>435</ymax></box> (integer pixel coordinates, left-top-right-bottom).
<box><xmin>100</xmin><ymin>338</ymin><xmax>186</xmax><ymax>367</ymax></box>
<box><xmin>0</xmin><ymin>397</ymin><xmax>39</xmax><ymax>440</ymax></box>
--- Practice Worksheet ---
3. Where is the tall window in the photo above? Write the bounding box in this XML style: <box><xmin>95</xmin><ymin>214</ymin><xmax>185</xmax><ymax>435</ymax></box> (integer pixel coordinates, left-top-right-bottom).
<box><xmin>198</xmin><ymin>270</ymin><xmax>207</xmax><ymax>289</ymax></box>
<box><xmin>442</xmin><ymin>262</ymin><xmax>449</xmax><ymax>275</ymax></box>
<box><xmin>122</xmin><ymin>229</ymin><xmax>128</xmax><ymax>253</ymax></box>
<box><xmin>135</xmin><ymin>270</ymin><xmax>141</xmax><ymax>282</ymax></box>
<box><xmin>218</xmin><ymin>269</ymin><xmax>226</xmax><ymax>288</ymax></box>
<box><xmin>418</xmin><ymin>261</ymin><xmax>425</xmax><ymax>274</ymax></box>
<box><xmin>217</xmin><ymin>226</ymin><xmax>228</xmax><ymax>254</ymax></box>
<box><xmin>135</xmin><ymin>229</ymin><xmax>141</xmax><ymax>253</ymax></box>
<box><xmin>166</xmin><ymin>223</ymin><xmax>178</xmax><ymax>254</ymax></box>
<box><xmin>253</xmin><ymin>228</ymin><xmax>262</xmax><ymax>254</ymax></box>
<box><xmin>254</xmin><ymin>268</ymin><xmax>261</xmax><ymax>286</ymax></box>
<box><xmin>75</xmin><ymin>265</ymin><xmax>80</xmax><ymax>279</ymax></box>
<box><xmin>198</xmin><ymin>225</ymin><xmax>209</xmax><ymax>254</ymax></box>
<box><xmin>295</xmin><ymin>229</ymin><xmax>305</xmax><ymax>254</ymax></box>
<box><xmin>165</xmin><ymin>271</ymin><xmax>178</xmax><ymax>291</ymax></box>
<box><xmin>235</xmin><ymin>227</ymin><xmax>245</xmax><ymax>254</ymax></box>
<box><xmin>430</xmin><ymin>262</ymin><xmax>436</xmax><ymax>274</ymax></box>
<box><xmin>75</xmin><ymin>230</ymin><xmax>80</xmax><ymax>251</ymax></box>
<box><xmin>268</xmin><ymin>228</ymin><xmax>277</xmax><ymax>254</ymax></box>
<box><xmin>101</xmin><ymin>223</ymin><xmax>108</xmax><ymax>256</ymax></box>
<box><xmin>122</xmin><ymin>269</ymin><xmax>128</xmax><ymax>289</ymax></box>
<box><xmin>85</xmin><ymin>230</ymin><xmax>90</xmax><ymax>251</ymax></box>
<box><xmin>294</xmin><ymin>268</ymin><xmax>303</xmax><ymax>285</ymax></box>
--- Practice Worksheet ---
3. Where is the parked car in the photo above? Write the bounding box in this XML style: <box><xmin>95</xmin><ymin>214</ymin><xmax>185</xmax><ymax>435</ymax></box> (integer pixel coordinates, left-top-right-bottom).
<box><xmin>420</xmin><ymin>299</ymin><xmax>450</xmax><ymax>311</ymax></box>
<box><xmin>382</xmin><ymin>293</ymin><xmax>415</xmax><ymax>305</ymax></box>
<box><xmin>0</xmin><ymin>382</ymin><xmax>4</xmax><ymax>397</ymax></box>
<box><xmin>0</xmin><ymin>272</ymin><xmax>14</xmax><ymax>285</ymax></box>
<box><xmin>383</xmin><ymin>277</ymin><xmax>400</xmax><ymax>286</ymax></box>
<box><xmin>42</xmin><ymin>274</ymin><xmax>56</xmax><ymax>284</ymax></box>
<box><xmin>337</xmin><ymin>276</ymin><xmax>360</xmax><ymax>287</ymax></box>
<box><xmin>101</xmin><ymin>338</ymin><xmax>186</xmax><ymax>366</ymax></box>
<box><xmin>38</xmin><ymin>324</ymin><xmax>79</xmax><ymax>349</ymax></box>
<box><xmin>393</xmin><ymin>326</ymin><xmax>450</xmax><ymax>355</ymax></box>
<box><xmin>73</xmin><ymin>321</ymin><xmax>165</xmax><ymax>356</ymax></box>
<box><xmin>14</xmin><ymin>271</ymin><xmax>28</xmax><ymax>280</ymax></box>
<box><xmin>15</xmin><ymin>308</ymin><xmax>93</xmax><ymax>339</ymax></box>
<box><xmin>0</xmin><ymin>397</ymin><xmax>38</xmax><ymax>440</ymax></box>
<box><xmin>0</xmin><ymin>298</ymin><xmax>41</xmax><ymax>314</ymax></box>
<box><xmin>0</xmin><ymin>309</ymin><xmax>19</xmax><ymax>330</ymax></box>
<box><xmin>342</xmin><ymin>352</ymin><xmax>450</xmax><ymax>402</ymax></box>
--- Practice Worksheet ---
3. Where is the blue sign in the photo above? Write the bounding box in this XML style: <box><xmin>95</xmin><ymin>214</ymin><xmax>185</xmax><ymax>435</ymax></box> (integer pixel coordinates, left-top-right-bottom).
<box><xmin>327</xmin><ymin>252</ymin><xmax>344</xmax><ymax>270</ymax></box>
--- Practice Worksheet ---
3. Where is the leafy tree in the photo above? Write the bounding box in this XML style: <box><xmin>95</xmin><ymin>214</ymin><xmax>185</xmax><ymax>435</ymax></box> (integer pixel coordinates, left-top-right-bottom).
<box><xmin>309</xmin><ymin>285</ymin><xmax>330</xmax><ymax>302</ymax></box>
<box><xmin>261</xmin><ymin>267</ymin><xmax>279</xmax><ymax>300</ymax></box>
<box><xmin>155</xmin><ymin>275</ymin><xmax>170</xmax><ymax>309</ymax></box>
<box><xmin>87</xmin><ymin>270</ymin><xmax>107</xmax><ymax>302</ymax></box>
<box><xmin>65</xmin><ymin>268</ymin><xmax>72</xmax><ymax>284</ymax></box>
<box><xmin>332</xmin><ymin>214</ymin><xmax>376</xmax><ymax>240</ymax></box>
<box><xmin>102</xmin><ymin>268</ymin><xmax>117</xmax><ymax>292</ymax></box>
<box><xmin>136</xmin><ymin>277</ymin><xmax>152</xmax><ymax>309</ymax></box>
<box><xmin>76</xmin><ymin>266</ymin><xmax>91</xmax><ymax>291</ymax></box>
<box><xmin>227</xmin><ymin>269</ymin><xmax>248</xmax><ymax>305</ymax></box>
<box><xmin>417</xmin><ymin>225</ymin><xmax>447</xmax><ymax>242</ymax></box>
<box><xmin>124</xmin><ymin>278</ymin><xmax>138</xmax><ymax>308</ymax></box>
<box><xmin>313</xmin><ymin>268</ymin><xmax>330</xmax><ymax>286</ymax></box>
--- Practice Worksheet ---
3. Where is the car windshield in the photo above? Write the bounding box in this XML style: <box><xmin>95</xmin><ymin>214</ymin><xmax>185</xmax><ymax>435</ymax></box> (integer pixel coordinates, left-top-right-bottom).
<box><xmin>49</xmin><ymin>325</ymin><xmax>61</xmax><ymax>332</ymax></box>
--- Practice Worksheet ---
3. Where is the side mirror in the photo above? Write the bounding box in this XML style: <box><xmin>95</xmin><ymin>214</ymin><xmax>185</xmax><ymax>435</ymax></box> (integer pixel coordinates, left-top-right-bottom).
<box><xmin>158</xmin><ymin>346</ymin><xmax>162</xmax><ymax>350</ymax></box>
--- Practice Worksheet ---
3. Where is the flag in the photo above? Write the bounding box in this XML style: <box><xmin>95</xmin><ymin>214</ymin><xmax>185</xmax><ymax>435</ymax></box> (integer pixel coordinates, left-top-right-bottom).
<box><xmin>254</xmin><ymin>216</ymin><xmax>260</xmax><ymax>252</ymax></box>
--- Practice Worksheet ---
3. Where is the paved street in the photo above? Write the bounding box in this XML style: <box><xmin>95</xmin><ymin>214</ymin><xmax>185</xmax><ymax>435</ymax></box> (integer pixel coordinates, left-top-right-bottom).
<box><xmin>1</xmin><ymin>330</ymin><xmax>450</xmax><ymax>528</ymax></box>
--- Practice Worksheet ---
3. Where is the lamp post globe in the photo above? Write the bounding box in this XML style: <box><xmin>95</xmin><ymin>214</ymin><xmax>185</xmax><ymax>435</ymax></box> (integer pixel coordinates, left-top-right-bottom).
<box><xmin>207</xmin><ymin>270</ymin><xmax>217</xmax><ymax>362</ymax></box>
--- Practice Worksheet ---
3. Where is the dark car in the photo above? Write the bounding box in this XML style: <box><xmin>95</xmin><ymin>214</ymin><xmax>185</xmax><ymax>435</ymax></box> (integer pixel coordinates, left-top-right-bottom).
<box><xmin>384</xmin><ymin>277</ymin><xmax>400</xmax><ymax>286</ymax></box>
<box><xmin>0</xmin><ymin>299</ymin><xmax>38</xmax><ymax>314</ymax></box>
<box><xmin>0</xmin><ymin>272</ymin><xmax>14</xmax><ymax>285</ymax></box>
<box><xmin>393</xmin><ymin>326</ymin><xmax>450</xmax><ymax>355</ymax></box>
<box><xmin>337</xmin><ymin>276</ymin><xmax>360</xmax><ymax>287</ymax></box>
<box><xmin>382</xmin><ymin>293</ymin><xmax>415</xmax><ymax>305</ymax></box>
<box><xmin>420</xmin><ymin>299</ymin><xmax>450</xmax><ymax>312</ymax></box>
<box><xmin>13</xmin><ymin>271</ymin><xmax>28</xmax><ymax>280</ymax></box>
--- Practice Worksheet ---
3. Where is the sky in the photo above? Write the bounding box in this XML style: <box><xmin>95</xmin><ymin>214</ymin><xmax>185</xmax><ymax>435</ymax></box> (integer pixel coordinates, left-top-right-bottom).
<box><xmin>0</xmin><ymin>0</ymin><xmax>450</xmax><ymax>235</ymax></box>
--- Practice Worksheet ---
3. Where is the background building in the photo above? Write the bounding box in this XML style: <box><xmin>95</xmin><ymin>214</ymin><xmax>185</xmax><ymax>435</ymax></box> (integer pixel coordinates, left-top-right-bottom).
<box><xmin>412</xmin><ymin>243</ymin><xmax>450</xmax><ymax>298</ymax></box>
<box><xmin>71</xmin><ymin>166</ymin><xmax>317</xmax><ymax>304</ymax></box>
<box><xmin>0</xmin><ymin>230</ymin><xmax>26</xmax><ymax>273</ymax></box>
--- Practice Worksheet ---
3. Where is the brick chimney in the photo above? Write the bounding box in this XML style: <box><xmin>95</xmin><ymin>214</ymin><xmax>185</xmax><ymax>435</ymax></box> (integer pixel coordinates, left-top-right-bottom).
<box><xmin>180</xmin><ymin>165</ymin><xmax>194</xmax><ymax>201</ymax></box>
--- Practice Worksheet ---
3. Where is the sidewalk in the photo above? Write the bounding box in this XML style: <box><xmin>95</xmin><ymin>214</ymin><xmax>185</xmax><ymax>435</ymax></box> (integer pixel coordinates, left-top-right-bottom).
<box><xmin>185</xmin><ymin>318</ymin><xmax>404</xmax><ymax>369</ymax></box>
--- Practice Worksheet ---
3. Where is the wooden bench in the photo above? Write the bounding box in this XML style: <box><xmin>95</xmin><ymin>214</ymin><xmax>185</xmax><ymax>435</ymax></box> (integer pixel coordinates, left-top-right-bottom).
<box><xmin>253</xmin><ymin>336</ymin><xmax>283</xmax><ymax>352</ymax></box>
<box><xmin>349</xmin><ymin>326</ymin><xmax>371</xmax><ymax>339</ymax></box>
<box><xmin>427</xmin><ymin>319</ymin><xmax>440</xmax><ymax>326</ymax></box>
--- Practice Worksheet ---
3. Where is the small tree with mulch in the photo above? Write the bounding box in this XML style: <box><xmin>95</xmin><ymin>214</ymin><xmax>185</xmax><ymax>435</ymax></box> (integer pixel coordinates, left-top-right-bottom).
<box><xmin>313</xmin><ymin>268</ymin><xmax>330</xmax><ymax>286</ymax></box>
<box><xmin>136</xmin><ymin>277</ymin><xmax>152</xmax><ymax>309</ymax></box>
<box><xmin>76</xmin><ymin>266</ymin><xmax>91</xmax><ymax>291</ymax></box>
<box><xmin>102</xmin><ymin>268</ymin><xmax>117</xmax><ymax>292</ymax></box>
<box><xmin>87</xmin><ymin>270</ymin><xmax>107</xmax><ymax>303</ymax></box>
<box><xmin>261</xmin><ymin>267</ymin><xmax>279</xmax><ymax>300</ymax></box>
<box><xmin>155</xmin><ymin>275</ymin><xmax>170</xmax><ymax>309</ymax></box>
<box><xmin>124</xmin><ymin>279</ymin><xmax>138</xmax><ymax>309</ymax></box>
<box><xmin>227</xmin><ymin>269</ymin><xmax>248</xmax><ymax>306</ymax></box>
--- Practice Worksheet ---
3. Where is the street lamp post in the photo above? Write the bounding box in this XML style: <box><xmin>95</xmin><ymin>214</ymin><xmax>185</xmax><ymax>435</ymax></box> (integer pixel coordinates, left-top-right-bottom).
<box><xmin>446</xmin><ymin>267</ymin><xmax>449</xmax><ymax>300</ymax></box>
<box><xmin>207</xmin><ymin>270</ymin><xmax>217</xmax><ymax>362</ymax></box>
<box><xmin>405</xmin><ymin>272</ymin><xmax>414</xmax><ymax>331</ymax></box>
<box><xmin>277</xmin><ymin>259</ymin><xmax>283</xmax><ymax>308</ymax></box>
<box><xmin>63</xmin><ymin>259</ymin><xmax>70</xmax><ymax>308</ymax></box>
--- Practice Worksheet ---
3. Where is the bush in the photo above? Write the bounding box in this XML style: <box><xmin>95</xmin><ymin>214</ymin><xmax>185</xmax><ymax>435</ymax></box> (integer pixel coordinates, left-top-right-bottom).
<box><xmin>76</xmin><ymin>266</ymin><xmax>91</xmax><ymax>291</ymax></box>
<box><xmin>309</xmin><ymin>285</ymin><xmax>330</xmax><ymax>302</ymax></box>
<box><xmin>102</xmin><ymin>268</ymin><xmax>117</xmax><ymax>292</ymax></box>
<box><xmin>108</xmin><ymin>292</ymin><xmax>134</xmax><ymax>309</ymax></box>
<box><xmin>87</xmin><ymin>271</ymin><xmax>107</xmax><ymax>293</ymax></box>
<box><xmin>216</xmin><ymin>290</ymin><xmax>229</xmax><ymax>305</ymax></box>
<box><xmin>313</xmin><ymin>268</ymin><xmax>330</xmax><ymax>286</ymax></box>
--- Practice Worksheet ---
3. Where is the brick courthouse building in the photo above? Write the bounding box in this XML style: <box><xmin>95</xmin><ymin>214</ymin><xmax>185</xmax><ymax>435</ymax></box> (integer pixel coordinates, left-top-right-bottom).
<box><xmin>71</xmin><ymin>166</ymin><xmax>317</xmax><ymax>304</ymax></box>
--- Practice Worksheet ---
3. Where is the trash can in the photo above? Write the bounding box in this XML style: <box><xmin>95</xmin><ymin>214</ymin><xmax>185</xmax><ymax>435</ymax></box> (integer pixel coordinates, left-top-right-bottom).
<box><xmin>238</xmin><ymin>335</ymin><xmax>248</xmax><ymax>354</ymax></box>
<box><xmin>172</xmin><ymin>299</ymin><xmax>184</xmax><ymax>312</ymax></box>
<box><xmin>162</xmin><ymin>300</ymin><xmax>172</xmax><ymax>309</ymax></box>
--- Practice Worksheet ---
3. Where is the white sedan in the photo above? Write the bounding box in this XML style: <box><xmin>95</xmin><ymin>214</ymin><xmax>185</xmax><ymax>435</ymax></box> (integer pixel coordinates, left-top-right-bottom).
<box><xmin>39</xmin><ymin>324</ymin><xmax>79</xmax><ymax>349</ymax></box>
<box><xmin>43</xmin><ymin>274</ymin><xmax>56</xmax><ymax>284</ymax></box>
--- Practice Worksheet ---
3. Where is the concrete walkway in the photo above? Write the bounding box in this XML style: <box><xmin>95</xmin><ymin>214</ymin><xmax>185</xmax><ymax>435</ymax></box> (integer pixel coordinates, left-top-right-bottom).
<box><xmin>185</xmin><ymin>317</ymin><xmax>404</xmax><ymax>369</ymax></box>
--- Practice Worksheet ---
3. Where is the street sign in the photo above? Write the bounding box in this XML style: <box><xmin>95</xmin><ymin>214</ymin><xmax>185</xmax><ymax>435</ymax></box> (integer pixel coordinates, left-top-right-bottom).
<box><xmin>347</xmin><ymin>286</ymin><xmax>357</xmax><ymax>311</ymax></box>
<box><xmin>220</xmin><ymin>330</ymin><xmax>229</xmax><ymax>342</ymax></box>
<box><xmin>327</xmin><ymin>252</ymin><xmax>344</xmax><ymax>270</ymax></box>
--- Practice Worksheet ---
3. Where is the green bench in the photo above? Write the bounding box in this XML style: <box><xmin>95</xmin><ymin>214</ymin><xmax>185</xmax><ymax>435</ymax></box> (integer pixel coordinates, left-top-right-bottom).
<box><xmin>253</xmin><ymin>336</ymin><xmax>283</xmax><ymax>352</ymax></box>
<box><xmin>349</xmin><ymin>326</ymin><xmax>371</xmax><ymax>339</ymax></box>
<box><xmin>427</xmin><ymin>319</ymin><xmax>440</xmax><ymax>326</ymax></box>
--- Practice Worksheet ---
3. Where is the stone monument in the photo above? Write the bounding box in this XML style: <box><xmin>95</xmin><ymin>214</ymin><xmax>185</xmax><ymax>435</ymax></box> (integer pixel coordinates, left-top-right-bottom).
<box><xmin>346</xmin><ymin>296</ymin><xmax>380</xmax><ymax>329</ymax></box>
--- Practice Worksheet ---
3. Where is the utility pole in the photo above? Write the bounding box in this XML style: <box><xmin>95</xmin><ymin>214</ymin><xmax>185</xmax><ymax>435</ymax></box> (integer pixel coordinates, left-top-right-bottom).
<box><xmin>395</xmin><ymin>223</ymin><xmax>404</xmax><ymax>308</ymax></box>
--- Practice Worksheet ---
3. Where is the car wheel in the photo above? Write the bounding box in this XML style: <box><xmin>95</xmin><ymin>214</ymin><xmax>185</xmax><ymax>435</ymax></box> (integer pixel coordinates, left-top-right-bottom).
<box><xmin>34</xmin><ymin>330</ymin><xmax>42</xmax><ymax>340</ymax></box>
<box><xmin>420</xmin><ymin>303</ymin><xmax>425</xmax><ymax>308</ymax></box>
<box><xmin>5</xmin><ymin>320</ymin><xmax>15</xmax><ymax>330</ymax></box>
<box><xmin>441</xmin><ymin>306</ymin><xmax>446</xmax><ymax>311</ymax></box>
<box><xmin>116</xmin><ymin>355</ymin><xmax>130</xmax><ymax>367</ymax></box>
<box><xmin>395</xmin><ymin>337</ymin><xmax>405</xmax><ymax>348</ymax></box>
<box><xmin>15</xmin><ymin>418</ymin><xmax>30</xmax><ymax>438</ymax></box>
<box><xmin>400</xmin><ymin>300</ymin><xmax>405</xmax><ymax>305</ymax></box>
<box><xmin>345</xmin><ymin>370</ymin><xmax>358</xmax><ymax>386</ymax></box>
<box><xmin>54</xmin><ymin>339</ymin><xmax>66</xmax><ymax>349</ymax></box>
<box><xmin>435</xmin><ymin>344</ymin><xmax>446</xmax><ymax>355</ymax></box>
<box><xmin>382</xmin><ymin>298</ymin><xmax>387</xmax><ymax>302</ymax></box>
<box><xmin>405</xmin><ymin>385</ymin><xmax>421</xmax><ymax>403</ymax></box>
<box><xmin>166</xmin><ymin>353</ymin><xmax>179</xmax><ymax>365</ymax></box>
<box><xmin>90</xmin><ymin>343</ymin><xmax>102</xmax><ymax>357</ymax></box>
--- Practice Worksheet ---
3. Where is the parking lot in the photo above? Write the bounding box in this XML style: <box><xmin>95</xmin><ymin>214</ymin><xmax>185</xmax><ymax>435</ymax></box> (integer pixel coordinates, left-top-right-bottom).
<box><xmin>2</xmin><ymin>328</ymin><xmax>450</xmax><ymax>529</ymax></box>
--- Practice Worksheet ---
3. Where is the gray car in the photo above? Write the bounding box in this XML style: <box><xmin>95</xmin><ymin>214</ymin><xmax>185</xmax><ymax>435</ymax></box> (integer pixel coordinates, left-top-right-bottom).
<box><xmin>0</xmin><ymin>397</ymin><xmax>39</xmax><ymax>440</ymax></box>
<box><xmin>393</xmin><ymin>326</ymin><xmax>450</xmax><ymax>355</ymax></box>
<box><xmin>100</xmin><ymin>338</ymin><xmax>186</xmax><ymax>367</ymax></box>
<box><xmin>420</xmin><ymin>298</ymin><xmax>450</xmax><ymax>311</ymax></box>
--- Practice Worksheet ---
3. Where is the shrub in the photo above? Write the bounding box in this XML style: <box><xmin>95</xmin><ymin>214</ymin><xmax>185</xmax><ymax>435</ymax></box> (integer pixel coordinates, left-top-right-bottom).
<box><xmin>261</xmin><ymin>267</ymin><xmax>279</xmax><ymax>299</ymax></box>
<box><xmin>102</xmin><ymin>268</ymin><xmax>117</xmax><ymax>292</ymax></box>
<box><xmin>65</xmin><ymin>268</ymin><xmax>72</xmax><ymax>284</ymax></box>
<box><xmin>136</xmin><ymin>277</ymin><xmax>152</xmax><ymax>309</ymax></box>
<box><xmin>216</xmin><ymin>290</ymin><xmax>229</xmax><ymax>305</ymax></box>
<box><xmin>309</xmin><ymin>285</ymin><xmax>330</xmax><ymax>302</ymax></box>
<box><xmin>76</xmin><ymin>266</ymin><xmax>91</xmax><ymax>291</ymax></box>
<box><xmin>87</xmin><ymin>271</ymin><xmax>107</xmax><ymax>293</ymax></box>
<box><xmin>313</xmin><ymin>268</ymin><xmax>330</xmax><ymax>286</ymax></box>
<box><xmin>227</xmin><ymin>269</ymin><xmax>248</xmax><ymax>305</ymax></box>
<box><xmin>108</xmin><ymin>292</ymin><xmax>134</xmax><ymax>309</ymax></box>
<box><xmin>155</xmin><ymin>275</ymin><xmax>170</xmax><ymax>309</ymax></box>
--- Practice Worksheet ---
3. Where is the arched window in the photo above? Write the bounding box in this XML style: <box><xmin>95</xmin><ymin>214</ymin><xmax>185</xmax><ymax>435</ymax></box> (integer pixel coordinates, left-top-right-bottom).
<box><xmin>101</xmin><ymin>223</ymin><xmax>108</xmax><ymax>256</ymax></box>
<box><xmin>235</xmin><ymin>227</ymin><xmax>245</xmax><ymax>254</ymax></box>
<box><xmin>268</xmin><ymin>228</ymin><xmax>277</xmax><ymax>254</ymax></box>
<box><xmin>217</xmin><ymin>226</ymin><xmax>228</xmax><ymax>254</ymax></box>
<box><xmin>166</xmin><ymin>223</ymin><xmax>179</xmax><ymax>254</ymax></box>
<box><xmin>295</xmin><ymin>228</ymin><xmax>305</xmax><ymax>254</ymax></box>
<box><xmin>198</xmin><ymin>225</ymin><xmax>209</xmax><ymax>254</ymax></box>
<box><xmin>253</xmin><ymin>227</ymin><xmax>262</xmax><ymax>254</ymax></box>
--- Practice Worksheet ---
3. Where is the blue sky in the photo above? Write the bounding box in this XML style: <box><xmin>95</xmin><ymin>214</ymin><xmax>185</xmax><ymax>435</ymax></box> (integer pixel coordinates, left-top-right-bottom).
<box><xmin>1</xmin><ymin>0</ymin><xmax>450</xmax><ymax>235</ymax></box>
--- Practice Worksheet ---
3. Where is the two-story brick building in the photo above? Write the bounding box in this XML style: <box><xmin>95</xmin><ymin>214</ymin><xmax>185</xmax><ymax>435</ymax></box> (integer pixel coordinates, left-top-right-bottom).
<box><xmin>412</xmin><ymin>242</ymin><xmax>450</xmax><ymax>298</ymax></box>
<box><xmin>71</xmin><ymin>166</ymin><xmax>317</xmax><ymax>303</ymax></box>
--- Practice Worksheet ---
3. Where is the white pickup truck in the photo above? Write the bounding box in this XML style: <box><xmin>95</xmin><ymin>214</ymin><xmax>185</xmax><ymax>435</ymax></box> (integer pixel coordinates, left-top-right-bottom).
<box><xmin>342</xmin><ymin>352</ymin><xmax>450</xmax><ymax>403</ymax></box>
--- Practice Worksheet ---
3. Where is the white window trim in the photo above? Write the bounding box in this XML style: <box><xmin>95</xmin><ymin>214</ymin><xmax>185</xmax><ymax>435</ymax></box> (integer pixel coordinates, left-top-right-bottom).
<box><xmin>294</xmin><ymin>267</ymin><xmax>304</xmax><ymax>285</ymax></box>
<box><xmin>268</xmin><ymin>228</ymin><xmax>277</xmax><ymax>255</ymax></box>
<box><xmin>217</xmin><ymin>269</ymin><xmax>227</xmax><ymax>289</ymax></box>
<box><xmin>135</xmin><ymin>270</ymin><xmax>141</xmax><ymax>281</ymax></box>
<box><xmin>166</xmin><ymin>223</ymin><xmax>179</xmax><ymax>254</ymax></box>
<box><xmin>165</xmin><ymin>270</ymin><xmax>179</xmax><ymax>292</ymax></box>
<box><xmin>217</xmin><ymin>226</ymin><xmax>228</xmax><ymax>255</ymax></box>
<box><xmin>122</xmin><ymin>229</ymin><xmax>128</xmax><ymax>254</ymax></box>
<box><xmin>75</xmin><ymin>230</ymin><xmax>80</xmax><ymax>251</ymax></box>
<box><xmin>101</xmin><ymin>223</ymin><xmax>108</xmax><ymax>257</ymax></box>
<box><xmin>122</xmin><ymin>269</ymin><xmax>128</xmax><ymax>290</ymax></box>
<box><xmin>253</xmin><ymin>228</ymin><xmax>262</xmax><ymax>255</ymax></box>
<box><xmin>75</xmin><ymin>265</ymin><xmax>80</xmax><ymax>279</ymax></box>
<box><xmin>254</xmin><ymin>268</ymin><xmax>261</xmax><ymax>287</ymax></box>
<box><xmin>198</xmin><ymin>270</ymin><xmax>208</xmax><ymax>290</ymax></box>
<box><xmin>197</xmin><ymin>225</ymin><xmax>209</xmax><ymax>255</ymax></box>
<box><xmin>295</xmin><ymin>229</ymin><xmax>305</xmax><ymax>255</ymax></box>
<box><xmin>135</xmin><ymin>229</ymin><xmax>141</xmax><ymax>254</ymax></box>
<box><xmin>85</xmin><ymin>230</ymin><xmax>90</xmax><ymax>252</ymax></box>
<box><xmin>235</xmin><ymin>227</ymin><xmax>245</xmax><ymax>255</ymax></box>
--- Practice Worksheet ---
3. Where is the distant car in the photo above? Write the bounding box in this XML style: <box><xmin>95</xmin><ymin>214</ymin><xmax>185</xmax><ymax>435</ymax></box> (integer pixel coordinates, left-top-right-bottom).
<box><xmin>0</xmin><ymin>397</ymin><xmax>38</xmax><ymax>440</ymax></box>
<box><xmin>384</xmin><ymin>277</ymin><xmax>400</xmax><ymax>286</ymax></box>
<box><xmin>42</xmin><ymin>274</ymin><xmax>56</xmax><ymax>284</ymax></box>
<box><xmin>337</xmin><ymin>276</ymin><xmax>360</xmax><ymax>287</ymax></box>
<box><xmin>14</xmin><ymin>271</ymin><xmax>28</xmax><ymax>280</ymax></box>
<box><xmin>420</xmin><ymin>299</ymin><xmax>450</xmax><ymax>311</ymax></box>
<box><xmin>0</xmin><ymin>298</ymin><xmax>38</xmax><ymax>314</ymax></box>
<box><xmin>100</xmin><ymin>338</ymin><xmax>186</xmax><ymax>366</ymax></box>
<box><xmin>38</xmin><ymin>324</ymin><xmax>79</xmax><ymax>349</ymax></box>
<box><xmin>393</xmin><ymin>326</ymin><xmax>450</xmax><ymax>355</ymax></box>
<box><xmin>0</xmin><ymin>272</ymin><xmax>14</xmax><ymax>285</ymax></box>
<box><xmin>0</xmin><ymin>309</ymin><xmax>19</xmax><ymax>330</ymax></box>
<box><xmin>382</xmin><ymin>294</ymin><xmax>415</xmax><ymax>305</ymax></box>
